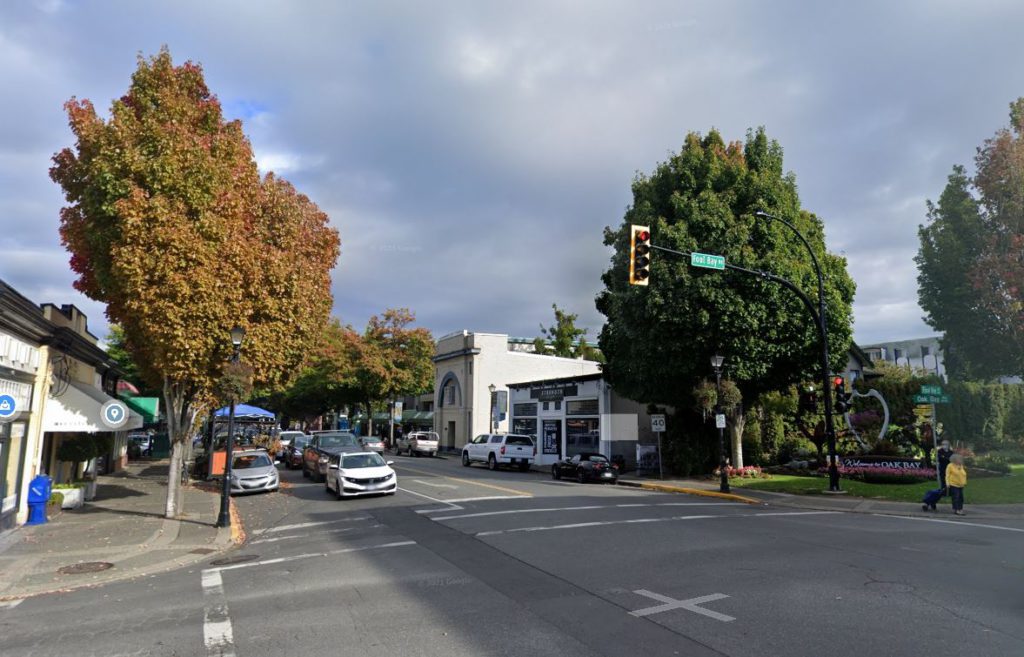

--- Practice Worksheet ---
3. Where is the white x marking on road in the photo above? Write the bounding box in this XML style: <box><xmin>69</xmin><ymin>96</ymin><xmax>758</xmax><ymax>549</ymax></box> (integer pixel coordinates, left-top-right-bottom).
<box><xmin>630</xmin><ymin>589</ymin><xmax>735</xmax><ymax>622</ymax></box>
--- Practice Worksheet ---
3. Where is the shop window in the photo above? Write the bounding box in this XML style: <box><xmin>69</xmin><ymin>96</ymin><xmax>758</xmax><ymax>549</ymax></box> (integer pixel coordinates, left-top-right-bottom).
<box><xmin>542</xmin><ymin>401</ymin><xmax>549</xmax><ymax>411</ymax></box>
<box><xmin>566</xmin><ymin>418</ymin><xmax>600</xmax><ymax>458</ymax></box>
<box><xmin>513</xmin><ymin>418</ymin><xmax>537</xmax><ymax>437</ymax></box>
<box><xmin>554</xmin><ymin>401</ymin><xmax>562</xmax><ymax>411</ymax></box>
<box><xmin>513</xmin><ymin>402</ymin><xmax>537</xmax><ymax>417</ymax></box>
<box><xmin>566</xmin><ymin>399</ymin><xmax>599</xmax><ymax>416</ymax></box>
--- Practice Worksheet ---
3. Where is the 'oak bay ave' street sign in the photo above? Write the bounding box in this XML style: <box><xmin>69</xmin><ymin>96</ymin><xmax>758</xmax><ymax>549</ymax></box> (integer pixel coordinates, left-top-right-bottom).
<box><xmin>690</xmin><ymin>252</ymin><xmax>725</xmax><ymax>270</ymax></box>
<box><xmin>913</xmin><ymin>394</ymin><xmax>950</xmax><ymax>405</ymax></box>
<box><xmin>651</xmin><ymin>414</ymin><xmax>666</xmax><ymax>433</ymax></box>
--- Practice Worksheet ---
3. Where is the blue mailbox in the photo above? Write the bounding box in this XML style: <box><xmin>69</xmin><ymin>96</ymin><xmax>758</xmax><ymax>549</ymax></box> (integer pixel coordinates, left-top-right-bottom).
<box><xmin>26</xmin><ymin>474</ymin><xmax>52</xmax><ymax>525</ymax></box>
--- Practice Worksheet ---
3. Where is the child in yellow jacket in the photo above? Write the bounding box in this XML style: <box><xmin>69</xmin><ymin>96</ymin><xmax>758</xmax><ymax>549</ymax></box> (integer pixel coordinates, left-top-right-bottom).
<box><xmin>945</xmin><ymin>454</ymin><xmax>967</xmax><ymax>516</ymax></box>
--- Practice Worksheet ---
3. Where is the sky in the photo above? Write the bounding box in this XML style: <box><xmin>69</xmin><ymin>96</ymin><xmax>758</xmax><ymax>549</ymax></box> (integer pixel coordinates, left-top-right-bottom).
<box><xmin>2</xmin><ymin>0</ymin><xmax>1024</xmax><ymax>348</ymax></box>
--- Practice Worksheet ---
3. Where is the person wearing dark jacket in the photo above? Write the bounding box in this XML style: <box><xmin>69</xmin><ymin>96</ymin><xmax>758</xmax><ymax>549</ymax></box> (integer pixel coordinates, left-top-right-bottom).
<box><xmin>936</xmin><ymin>439</ymin><xmax>953</xmax><ymax>490</ymax></box>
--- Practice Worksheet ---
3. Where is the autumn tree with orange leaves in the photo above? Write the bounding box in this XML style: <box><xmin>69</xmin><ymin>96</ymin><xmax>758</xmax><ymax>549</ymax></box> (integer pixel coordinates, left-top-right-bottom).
<box><xmin>50</xmin><ymin>48</ymin><xmax>340</xmax><ymax>518</ymax></box>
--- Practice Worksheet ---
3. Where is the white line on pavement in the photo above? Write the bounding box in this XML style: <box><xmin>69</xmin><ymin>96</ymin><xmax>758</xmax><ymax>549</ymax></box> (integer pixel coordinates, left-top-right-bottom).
<box><xmin>872</xmin><ymin>514</ymin><xmax>1024</xmax><ymax>534</ymax></box>
<box><xmin>399</xmin><ymin>487</ymin><xmax>462</xmax><ymax>509</ymax></box>
<box><xmin>432</xmin><ymin>501</ymin><xmax>741</xmax><ymax>522</ymax></box>
<box><xmin>206</xmin><ymin>541</ymin><xmax>418</xmax><ymax>573</ymax></box>
<box><xmin>0</xmin><ymin>600</ymin><xmax>23</xmax><ymax>610</ymax></box>
<box><xmin>201</xmin><ymin>570</ymin><xmax>236</xmax><ymax>657</ymax></box>
<box><xmin>474</xmin><ymin>510</ymin><xmax>835</xmax><ymax>537</ymax></box>
<box><xmin>630</xmin><ymin>589</ymin><xmax>735</xmax><ymax>622</ymax></box>
<box><xmin>753</xmin><ymin>511</ymin><xmax>841</xmax><ymax>517</ymax></box>
<box><xmin>412</xmin><ymin>479</ymin><xmax>459</xmax><ymax>489</ymax></box>
<box><xmin>249</xmin><ymin>525</ymin><xmax>384</xmax><ymax>545</ymax></box>
<box><xmin>251</xmin><ymin>517</ymin><xmax>371</xmax><ymax>536</ymax></box>
<box><xmin>443</xmin><ymin>495</ymin><xmax>532</xmax><ymax>503</ymax></box>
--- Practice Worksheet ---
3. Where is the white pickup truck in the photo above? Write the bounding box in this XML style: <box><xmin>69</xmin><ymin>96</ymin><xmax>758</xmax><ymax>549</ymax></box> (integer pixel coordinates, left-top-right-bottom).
<box><xmin>395</xmin><ymin>431</ymin><xmax>439</xmax><ymax>457</ymax></box>
<box><xmin>461</xmin><ymin>433</ymin><xmax>536</xmax><ymax>471</ymax></box>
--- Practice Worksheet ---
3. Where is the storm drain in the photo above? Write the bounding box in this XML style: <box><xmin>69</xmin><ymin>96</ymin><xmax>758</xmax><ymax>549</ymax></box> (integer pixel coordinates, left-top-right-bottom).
<box><xmin>58</xmin><ymin>561</ymin><xmax>114</xmax><ymax>575</ymax></box>
<box><xmin>209</xmin><ymin>554</ymin><xmax>260</xmax><ymax>566</ymax></box>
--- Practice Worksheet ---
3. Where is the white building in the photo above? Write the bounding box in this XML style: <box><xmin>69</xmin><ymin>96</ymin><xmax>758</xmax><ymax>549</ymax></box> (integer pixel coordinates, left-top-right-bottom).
<box><xmin>432</xmin><ymin>331</ymin><xmax>601</xmax><ymax>451</ymax></box>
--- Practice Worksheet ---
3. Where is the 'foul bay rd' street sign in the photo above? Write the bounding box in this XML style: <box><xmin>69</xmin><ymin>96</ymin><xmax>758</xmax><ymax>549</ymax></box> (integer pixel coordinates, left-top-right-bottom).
<box><xmin>690</xmin><ymin>252</ymin><xmax>725</xmax><ymax>270</ymax></box>
<box><xmin>913</xmin><ymin>394</ymin><xmax>950</xmax><ymax>405</ymax></box>
<box><xmin>920</xmin><ymin>385</ymin><xmax>943</xmax><ymax>396</ymax></box>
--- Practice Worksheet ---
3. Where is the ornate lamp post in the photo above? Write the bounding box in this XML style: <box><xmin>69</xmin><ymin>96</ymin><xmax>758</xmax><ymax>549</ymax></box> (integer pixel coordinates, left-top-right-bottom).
<box><xmin>710</xmin><ymin>354</ymin><xmax>730</xmax><ymax>493</ymax></box>
<box><xmin>216</xmin><ymin>325</ymin><xmax>246</xmax><ymax>529</ymax></box>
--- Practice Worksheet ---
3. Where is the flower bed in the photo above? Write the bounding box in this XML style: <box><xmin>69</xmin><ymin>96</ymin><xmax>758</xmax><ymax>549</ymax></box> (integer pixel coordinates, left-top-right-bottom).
<box><xmin>715</xmin><ymin>465</ymin><xmax>765</xmax><ymax>478</ymax></box>
<box><xmin>818</xmin><ymin>465</ymin><xmax>934</xmax><ymax>484</ymax></box>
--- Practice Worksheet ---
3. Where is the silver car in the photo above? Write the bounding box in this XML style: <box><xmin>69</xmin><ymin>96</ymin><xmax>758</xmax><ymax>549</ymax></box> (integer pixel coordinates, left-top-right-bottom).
<box><xmin>229</xmin><ymin>450</ymin><xmax>279</xmax><ymax>495</ymax></box>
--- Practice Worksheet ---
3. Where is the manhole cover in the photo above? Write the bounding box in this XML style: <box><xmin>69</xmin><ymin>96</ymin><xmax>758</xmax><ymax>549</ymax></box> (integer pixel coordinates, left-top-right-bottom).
<box><xmin>209</xmin><ymin>554</ymin><xmax>260</xmax><ymax>566</ymax></box>
<box><xmin>58</xmin><ymin>561</ymin><xmax>114</xmax><ymax>575</ymax></box>
<box><xmin>190</xmin><ymin>548</ymin><xmax>217</xmax><ymax>555</ymax></box>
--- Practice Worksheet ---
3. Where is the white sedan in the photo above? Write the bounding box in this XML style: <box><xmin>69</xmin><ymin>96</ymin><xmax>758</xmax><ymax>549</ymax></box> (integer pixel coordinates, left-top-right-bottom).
<box><xmin>325</xmin><ymin>451</ymin><xmax>398</xmax><ymax>499</ymax></box>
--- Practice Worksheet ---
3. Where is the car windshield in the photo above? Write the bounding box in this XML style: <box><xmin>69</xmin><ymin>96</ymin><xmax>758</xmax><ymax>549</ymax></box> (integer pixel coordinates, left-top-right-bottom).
<box><xmin>413</xmin><ymin>433</ymin><xmax>438</xmax><ymax>441</ymax></box>
<box><xmin>585</xmin><ymin>455</ymin><xmax>609</xmax><ymax>463</ymax></box>
<box><xmin>341</xmin><ymin>453</ymin><xmax>387</xmax><ymax>469</ymax></box>
<box><xmin>319</xmin><ymin>433</ymin><xmax>357</xmax><ymax>448</ymax></box>
<box><xmin>506</xmin><ymin>435</ymin><xmax>534</xmax><ymax>446</ymax></box>
<box><xmin>233</xmin><ymin>453</ymin><xmax>272</xmax><ymax>469</ymax></box>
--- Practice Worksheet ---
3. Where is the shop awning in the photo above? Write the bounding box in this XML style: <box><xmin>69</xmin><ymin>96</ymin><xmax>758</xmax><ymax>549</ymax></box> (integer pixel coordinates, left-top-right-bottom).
<box><xmin>43</xmin><ymin>381</ymin><xmax>144</xmax><ymax>433</ymax></box>
<box><xmin>122</xmin><ymin>396</ymin><xmax>160</xmax><ymax>424</ymax></box>
<box><xmin>213</xmin><ymin>404</ymin><xmax>276</xmax><ymax>420</ymax></box>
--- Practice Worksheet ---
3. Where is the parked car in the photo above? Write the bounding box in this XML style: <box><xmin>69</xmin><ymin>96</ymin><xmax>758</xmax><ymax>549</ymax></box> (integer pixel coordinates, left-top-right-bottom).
<box><xmin>229</xmin><ymin>449</ymin><xmax>279</xmax><ymax>494</ymax></box>
<box><xmin>395</xmin><ymin>431</ymin><xmax>439</xmax><ymax>457</ymax></box>
<box><xmin>358</xmin><ymin>436</ymin><xmax>385</xmax><ymax>454</ymax></box>
<box><xmin>551</xmin><ymin>452</ymin><xmax>619</xmax><ymax>484</ymax></box>
<box><xmin>462</xmin><ymin>433</ymin><xmax>536</xmax><ymax>471</ymax></box>
<box><xmin>128</xmin><ymin>432</ymin><xmax>152</xmax><ymax>456</ymax></box>
<box><xmin>278</xmin><ymin>431</ymin><xmax>306</xmax><ymax>460</ymax></box>
<box><xmin>302</xmin><ymin>431</ymin><xmax>361</xmax><ymax>482</ymax></box>
<box><xmin>284</xmin><ymin>435</ymin><xmax>311</xmax><ymax>469</ymax></box>
<box><xmin>324</xmin><ymin>451</ymin><xmax>398</xmax><ymax>499</ymax></box>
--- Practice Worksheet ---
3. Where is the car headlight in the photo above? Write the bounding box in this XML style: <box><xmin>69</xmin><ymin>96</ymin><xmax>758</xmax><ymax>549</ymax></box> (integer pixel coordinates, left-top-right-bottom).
<box><xmin>343</xmin><ymin>476</ymin><xmax>361</xmax><ymax>483</ymax></box>
<box><xmin>384</xmin><ymin>473</ymin><xmax>394</xmax><ymax>480</ymax></box>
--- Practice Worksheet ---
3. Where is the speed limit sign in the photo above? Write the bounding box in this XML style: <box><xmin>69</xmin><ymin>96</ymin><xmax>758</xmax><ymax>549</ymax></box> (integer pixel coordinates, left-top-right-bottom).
<box><xmin>651</xmin><ymin>414</ymin><xmax>666</xmax><ymax>433</ymax></box>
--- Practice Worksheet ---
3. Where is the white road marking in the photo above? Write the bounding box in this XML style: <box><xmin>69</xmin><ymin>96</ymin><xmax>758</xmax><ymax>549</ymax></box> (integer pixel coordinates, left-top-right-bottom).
<box><xmin>432</xmin><ymin>502</ymin><xmax>740</xmax><ymax>522</ymax></box>
<box><xmin>249</xmin><ymin>525</ymin><xmax>383</xmax><ymax>545</ymax></box>
<box><xmin>630</xmin><ymin>589</ymin><xmax>735</xmax><ymax>622</ymax></box>
<box><xmin>753</xmin><ymin>511</ymin><xmax>841</xmax><ymax>517</ymax></box>
<box><xmin>474</xmin><ymin>510</ymin><xmax>835</xmax><ymax>537</ymax></box>
<box><xmin>201</xmin><ymin>569</ymin><xmax>236</xmax><ymax>657</ymax></box>
<box><xmin>399</xmin><ymin>487</ymin><xmax>462</xmax><ymax>510</ymax></box>
<box><xmin>412</xmin><ymin>479</ymin><xmax>458</xmax><ymax>489</ymax></box>
<box><xmin>206</xmin><ymin>541</ymin><xmax>417</xmax><ymax>573</ymax></box>
<box><xmin>251</xmin><ymin>517</ymin><xmax>371</xmax><ymax>536</ymax></box>
<box><xmin>0</xmin><ymin>600</ymin><xmax>23</xmax><ymax>609</ymax></box>
<box><xmin>444</xmin><ymin>495</ymin><xmax>533</xmax><ymax>503</ymax></box>
<box><xmin>872</xmin><ymin>514</ymin><xmax>1024</xmax><ymax>534</ymax></box>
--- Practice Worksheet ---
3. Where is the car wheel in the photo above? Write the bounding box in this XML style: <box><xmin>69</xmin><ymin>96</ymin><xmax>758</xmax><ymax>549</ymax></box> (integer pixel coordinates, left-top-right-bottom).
<box><xmin>488</xmin><ymin>454</ymin><xmax>498</xmax><ymax>471</ymax></box>
<box><xmin>577</xmin><ymin>469</ymin><xmax>586</xmax><ymax>484</ymax></box>
<box><xmin>335</xmin><ymin>479</ymin><xmax>343</xmax><ymax>501</ymax></box>
<box><xmin>462</xmin><ymin>452</ymin><xmax>470</xmax><ymax>467</ymax></box>
<box><xmin>552</xmin><ymin>465</ymin><xmax>561</xmax><ymax>480</ymax></box>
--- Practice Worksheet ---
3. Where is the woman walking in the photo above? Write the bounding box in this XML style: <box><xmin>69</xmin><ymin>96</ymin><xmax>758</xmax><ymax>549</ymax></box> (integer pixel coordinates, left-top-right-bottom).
<box><xmin>946</xmin><ymin>453</ymin><xmax>968</xmax><ymax>516</ymax></box>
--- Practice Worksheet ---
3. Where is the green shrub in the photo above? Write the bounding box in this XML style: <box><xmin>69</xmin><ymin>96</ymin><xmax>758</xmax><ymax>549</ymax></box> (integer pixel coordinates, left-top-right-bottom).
<box><xmin>53</xmin><ymin>483</ymin><xmax>84</xmax><ymax>490</ymax></box>
<box><xmin>56</xmin><ymin>436</ymin><xmax>97</xmax><ymax>463</ymax></box>
<box><xmin>48</xmin><ymin>491</ymin><xmax>64</xmax><ymax>506</ymax></box>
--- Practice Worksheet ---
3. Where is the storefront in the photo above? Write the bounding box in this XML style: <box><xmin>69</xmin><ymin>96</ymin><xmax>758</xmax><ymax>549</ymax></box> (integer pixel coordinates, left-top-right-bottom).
<box><xmin>0</xmin><ymin>376</ymin><xmax>34</xmax><ymax>532</ymax></box>
<box><xmin>508</xmin><ymin>374</ymin><xmax>658</xmax><ymax>469</ymax></box>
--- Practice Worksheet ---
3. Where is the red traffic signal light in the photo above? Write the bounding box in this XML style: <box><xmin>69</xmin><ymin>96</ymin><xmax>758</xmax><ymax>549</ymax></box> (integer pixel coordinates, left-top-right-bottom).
<box><xmin>629</xmin><ymin>225</ymin><xmax>651</xmax><ymax>286</ymax></box>
<box><xmin>833</xmin><ymin>376</ymin><xmax>844</xmax><ymax>388</ymax></box>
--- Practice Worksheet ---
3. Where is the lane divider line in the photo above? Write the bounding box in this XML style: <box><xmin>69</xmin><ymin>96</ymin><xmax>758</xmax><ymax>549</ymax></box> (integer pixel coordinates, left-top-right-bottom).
<box><xmin>412</xmin><ymin>479</ymin><xmax>458</xmax><ymax>489</ymax></box>
<box><xmin>872</xmin><ymin>513</ymin><xmax>1024</xmax><ymax>533</ymax></box>
<box><xmin>205</xmin><ymin>541</ymin><xmax>418</xmax><ymax>574</ymax></box>
<box><xmin>394</xmin><ymin>464</ymin><xmax>532</xmax><ymax>497</ymax></box>
<box><xmin>201</xmin><ymin>569</ymin><xmax>236</xmax><ymax>657</ymax></box>
<box><xmin>250</xmin><ymin>517</ymin><xmax>371</xmax><ymax>536</ymax></box>
<box><xmin>432</xmin><ymin>501</ymin><xmax>743</xmax><ymax>522</ymax></box>
<box><xmin>249</xmin><ymin>525</ymin><xmax>384</xmax><ymax>545</ymax></box>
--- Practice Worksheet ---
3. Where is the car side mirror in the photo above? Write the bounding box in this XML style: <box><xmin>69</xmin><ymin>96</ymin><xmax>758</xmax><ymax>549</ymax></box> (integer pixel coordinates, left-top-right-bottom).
<box><xmin>386</xmin><ymin>461</ymin><xmax>395</xmax><ymax>466</ymax></box>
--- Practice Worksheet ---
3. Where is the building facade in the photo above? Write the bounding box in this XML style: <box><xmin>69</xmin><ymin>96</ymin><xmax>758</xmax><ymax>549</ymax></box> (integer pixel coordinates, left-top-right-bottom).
<box><xmin>432</xmin><ymin>331</ymin><xmax>602</xmax><ymax>450</ymax></box>
<box><xmin>860</xmin><ymin>336</ymin><xmax>945</xmax><ymax>379</ymax></box>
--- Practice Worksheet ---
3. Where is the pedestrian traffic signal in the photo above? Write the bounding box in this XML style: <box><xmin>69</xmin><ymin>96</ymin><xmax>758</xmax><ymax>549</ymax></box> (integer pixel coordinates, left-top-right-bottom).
<box><xmin>833</xmin><ymin>376</ymin><xmax>850</xmax><ymax>414</ymax></box>
<box><xmin>629</xmin><ymin>225</ymin><xmax>651</xmax><ymax>286</ymax></box>
<box><xmin>799</xmin><ymin>386</ymin><xmax>818</xmax><ymax>413</ymax></box>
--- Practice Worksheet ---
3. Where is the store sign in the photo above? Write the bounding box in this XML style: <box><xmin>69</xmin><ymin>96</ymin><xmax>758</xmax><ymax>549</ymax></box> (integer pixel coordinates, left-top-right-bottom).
<box><xmin>841</xmin><ymin>457</ymin><xmax>922</xmax><ymax>469</ymax></box>
<box><xmin>531</xmin><ymin>384</ymin><xmax>578</xmax><ymax>402</ymax></box>
<box><xmin>542</xmin><ymin>419</ymin><xmax>561</xmax><ymax>455</ymax></box>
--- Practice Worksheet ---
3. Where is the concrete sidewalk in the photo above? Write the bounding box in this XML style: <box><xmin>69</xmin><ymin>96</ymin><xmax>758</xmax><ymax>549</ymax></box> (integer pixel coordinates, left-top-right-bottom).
<box><xmin>0</xmin><ymin>461</ymin><xmax>239</xmax><ymax>600</ymax></box>
<box><xmin>617</xmin><ymin>473</ymin><xmax>1024</xmax><ymax>519</ymax></box>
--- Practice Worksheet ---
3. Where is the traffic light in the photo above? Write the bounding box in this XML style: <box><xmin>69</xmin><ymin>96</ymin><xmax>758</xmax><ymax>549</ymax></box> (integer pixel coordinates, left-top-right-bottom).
<box><xmin>629</xmin><ymin>225</ymin><xmax>651</xmax><ymax>286</ymax></box>
<box><xmin>799</xmin><ymin>386</ymin><xmax>818</xmax><ymax>414</ymax></box>
<box><xmin>833</xmin><ymin>376</ymin><xmax>850</xmax><ymax>414</ymax></box>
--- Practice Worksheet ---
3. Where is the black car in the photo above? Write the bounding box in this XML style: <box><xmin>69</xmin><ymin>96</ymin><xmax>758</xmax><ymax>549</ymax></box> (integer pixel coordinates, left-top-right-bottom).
<box><xmin>552</xmin><ymin>452</ymin><xmax>619</xmax><ymax>484</ymax></box>
<box><xmin>302</xmin><ymin>431</ymin><xmax>361</xmax><ymax>482</ymax></box>
<box><xmin>284</xmin><ymin>435</ymin><xmax>311</xmax><ymax>469</ymax></box>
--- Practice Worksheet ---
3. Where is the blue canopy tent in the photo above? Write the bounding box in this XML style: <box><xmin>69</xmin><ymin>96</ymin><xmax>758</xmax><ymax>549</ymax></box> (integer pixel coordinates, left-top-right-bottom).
<box><xmin>213</xmin><ymin>404</ymin><xmax>276</xmax><ymax>420</ymax></box>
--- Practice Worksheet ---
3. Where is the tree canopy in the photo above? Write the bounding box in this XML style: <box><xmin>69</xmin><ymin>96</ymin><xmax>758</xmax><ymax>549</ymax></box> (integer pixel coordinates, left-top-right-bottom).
<box><xmin>533</xmin><ymin>303</ymin><xmax>602</xmax><ymax>361</ymax></box>
<box><xmin>917</xmin><ymin>98</ymin><xmax>1024</xmax><ymax>380</ymax></box>
<box><xmin>596</xmin><ymin>128</ymin><xmax>856</xmax><ymax>408</ymax></box>
<box><xmin>50</xmin><ymin>48</ymin><xmax>340</xmax><ymax>516</ymax></box>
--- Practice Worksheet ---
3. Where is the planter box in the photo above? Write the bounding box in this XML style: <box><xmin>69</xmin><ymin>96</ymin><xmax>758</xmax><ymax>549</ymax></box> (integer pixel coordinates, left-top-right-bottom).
<box><xmin>78</xmin><ymin>480</ymin><xmax>97</xmax><ymax>501</ymax></box>
<box><xmin>57</xmin><ymin>486</ymin><xmax>84</xmax><ymax>509</ymax></box>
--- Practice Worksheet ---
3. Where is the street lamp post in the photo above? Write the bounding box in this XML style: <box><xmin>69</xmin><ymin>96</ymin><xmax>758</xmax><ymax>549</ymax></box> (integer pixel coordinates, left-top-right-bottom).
<box><xmin>754</xmin><ymin>211</ymin><xmax>841</xmax><ymax>492</ymax></box>
<box><xmin>488</xmin><ymin>383</ymin><xmax>496</xmax><ymax>433</ymax></box>
<box><xmin>710</xmin><ymin>355</ymin><xmax>730</xmax><ymax>493</ymax></box>
<box><xmin>216</xmin><ymin>325</ymin><xmax>246</xmax><ymax>529</ymax></box>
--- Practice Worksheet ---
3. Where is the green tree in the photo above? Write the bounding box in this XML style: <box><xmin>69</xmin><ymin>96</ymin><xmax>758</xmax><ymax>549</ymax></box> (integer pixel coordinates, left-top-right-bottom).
<box><xmin>50</xmin><ymin>49</ymin><xmax>340</xmax><ymax>517</ymax></box>
<box><xmin>104</xmin><ymin>324</ymin><xmax>161</xmax><ymax>397</ymax></box>
<box><xmin>534</xmin><ymin>304</ymin><xmax>601</xmax><ymax>360</ymax></box>
<box><xmin>596</xmin><ymin>128</ymin><xmax>855</xmax><ymax>471</ymax></box>
<box><xmin>359</xmin><ymin>309</ymin><xmax>434</xmax><ymax>436</ymax></box>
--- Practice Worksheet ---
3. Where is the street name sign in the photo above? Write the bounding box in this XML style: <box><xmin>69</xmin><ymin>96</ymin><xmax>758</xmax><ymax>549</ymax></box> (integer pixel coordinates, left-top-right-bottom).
<box><xmin>690</xmin><ymin>252</ymin><xmax>725</xmax><ymax>270</ymax></box>
<box><xmin>913</xmin><ymin>394</ymin><xmax>950</xmax><ymax>405</ymax></box>
<box><xmin>651</xmin><ymin>414</ymin><xmax>666</xmax><ymax>433</ymax></box>
<box><xmin>919</xmin><ymin>385</ymin><xmax>943</xmax><ymax>396</ymax></box>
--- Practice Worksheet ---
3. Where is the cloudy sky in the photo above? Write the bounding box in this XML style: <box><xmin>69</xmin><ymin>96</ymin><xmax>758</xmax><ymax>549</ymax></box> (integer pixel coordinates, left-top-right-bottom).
<box><xmin>2</xmin><ymin>1</ymin><xmax>1023</xmax><ymax>347</ymax></box>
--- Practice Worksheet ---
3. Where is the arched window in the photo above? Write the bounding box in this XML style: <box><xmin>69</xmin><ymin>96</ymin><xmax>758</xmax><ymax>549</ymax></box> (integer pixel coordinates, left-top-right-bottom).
<box><xmin>438</xmin><ymin>372</ymin><xmax>462</xmax><ymax>408</ymax></box>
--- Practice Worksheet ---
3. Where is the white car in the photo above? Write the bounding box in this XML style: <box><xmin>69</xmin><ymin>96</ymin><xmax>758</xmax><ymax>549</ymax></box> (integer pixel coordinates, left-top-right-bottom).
<box><xmin>462</xmin><ymin>433</ymin><xmax>536</xmax><ymax>471</ymax></box>
<box><xmin>325</xmin><ymin>451</ymin><xmax>398</xmax><ymax>499</ymax></box>
<box><xmin>395</xmin><ymin>431</ymin><xmax>439</xmax><ymax>457</ymax></box>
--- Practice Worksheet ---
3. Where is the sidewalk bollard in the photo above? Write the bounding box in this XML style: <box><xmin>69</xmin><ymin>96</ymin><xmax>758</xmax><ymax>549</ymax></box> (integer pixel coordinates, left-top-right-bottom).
<box><xmin>26</xmin><ymin>474</ymin><xmax>52</xmax><ymax>525</ymax></box>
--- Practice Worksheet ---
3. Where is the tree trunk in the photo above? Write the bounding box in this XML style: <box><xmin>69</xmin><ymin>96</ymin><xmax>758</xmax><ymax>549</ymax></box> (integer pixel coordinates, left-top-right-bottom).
<box><xmin>365</xmin><ymin>399</ymin><xmax>374</xmax><ymax>438</ymax></box>
<box><xmin>163</xmin><ymin>378</ymin><xmax>198</xmax><ymax>519</ymax></box>
<box><xmin>730</xmin><ymin>414</ymin><xmax>746</xmax><ymax>469</ymax></box>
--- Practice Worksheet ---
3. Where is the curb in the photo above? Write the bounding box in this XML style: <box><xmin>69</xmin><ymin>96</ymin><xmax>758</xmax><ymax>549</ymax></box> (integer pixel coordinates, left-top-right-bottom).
<box><xmin>228</xmin><ymin>497</ymin><xmax>246</xmax><ymax>545</ymax></box>
<box><xmin>617</xmin><ymin>479</ymin><xmax>763</xmax><ymax>505</ymax></box>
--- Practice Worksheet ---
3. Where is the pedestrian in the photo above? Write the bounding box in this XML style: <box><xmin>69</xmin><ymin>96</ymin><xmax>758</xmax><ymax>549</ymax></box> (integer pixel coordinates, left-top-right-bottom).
<box><xmin>936</xmin><ymin>438</ymin><xmax>953</xmax><ymax>489</ymax></box>
<box><xmin>946</xmin><ymin>453</ymin><xmax>968</xmax><ymax>516</ymax></box>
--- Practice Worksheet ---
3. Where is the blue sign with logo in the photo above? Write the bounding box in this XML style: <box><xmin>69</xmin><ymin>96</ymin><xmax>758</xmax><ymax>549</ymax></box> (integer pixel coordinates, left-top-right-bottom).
<box><xmin>0</xmin><ymin>394</ymin><xmax>17</xmax><ymax>419</ymax></box>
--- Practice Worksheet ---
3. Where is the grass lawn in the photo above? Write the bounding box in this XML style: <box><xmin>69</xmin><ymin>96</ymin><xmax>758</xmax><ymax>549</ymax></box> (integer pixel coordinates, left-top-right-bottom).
<box><xmin>730</xmin><ymin>464</ymin><xmax>1024</xmax><ymax>505</ymax></box>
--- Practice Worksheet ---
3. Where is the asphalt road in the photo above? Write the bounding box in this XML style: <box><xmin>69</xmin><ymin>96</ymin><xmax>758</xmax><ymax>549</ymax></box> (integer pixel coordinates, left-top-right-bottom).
<box><xmin>2</xmin><ymin>453</ymin><xmax>1022</xmax><ymax>657</ymax></box>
